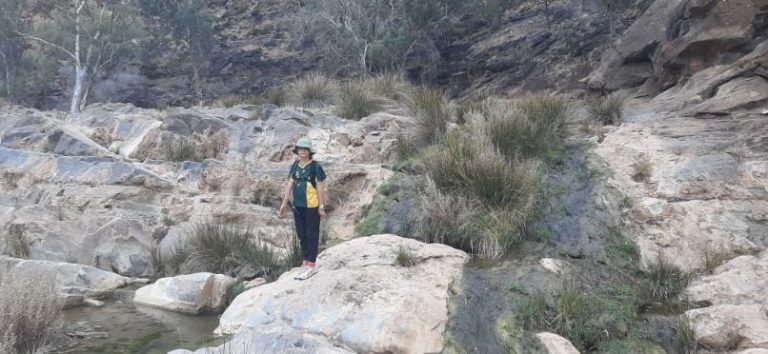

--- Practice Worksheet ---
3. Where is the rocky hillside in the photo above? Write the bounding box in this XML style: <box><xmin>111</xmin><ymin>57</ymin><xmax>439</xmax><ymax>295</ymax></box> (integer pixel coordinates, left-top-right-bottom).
<box><xmin>27</xmin><ymin>0</ymin><xmax>659</xmax><ymax>109</ymax></box>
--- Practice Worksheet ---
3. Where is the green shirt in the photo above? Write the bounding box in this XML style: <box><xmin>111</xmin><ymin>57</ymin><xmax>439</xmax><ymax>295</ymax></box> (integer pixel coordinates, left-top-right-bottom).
<box><xmin>288</xmin><ymin>160</ymin><xmax>326</xmax><ymax>208</ymax></box>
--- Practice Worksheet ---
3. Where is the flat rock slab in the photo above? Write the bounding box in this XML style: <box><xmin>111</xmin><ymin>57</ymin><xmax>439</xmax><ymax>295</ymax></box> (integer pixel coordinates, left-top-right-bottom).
<box><xmin>215</xmin><ymin>234</ymin><xmax>468</xmax><ymax>354</ymax></box>
<box><xmin>134</xmin><ymin>272</ymin><xmax>237</xmax><ymax>314</ymax></box>
<box><xmin>684</xmin><ymin>250</ymin><xmax>768</xmax><ymax>306</ymax></box>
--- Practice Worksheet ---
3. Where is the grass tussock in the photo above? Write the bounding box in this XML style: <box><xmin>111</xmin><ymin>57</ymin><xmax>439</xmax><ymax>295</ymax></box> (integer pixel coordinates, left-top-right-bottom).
<box><xmin>0</xmin><ymin>267</ymin><xmax>61</xmax><ymax>354</ymax></box>
<box><xmin>588</xmin><ymin>94</ymin><xmax>626</xmax><ymax>125</ymax></box>
<box><xmin>673</xmin><ymin>315</ymin><xmax>698</xmax><ymax>354</ymax></box>
<box><xmin>395</xmin><ymin>245</ymin><xmax>417</xmax><ymax>267</ymax></box>
<box><xmin>287</xmin><ymin>73</ymin><xmax>339</xmax><ymax>108</ymax></box>
<box><xmin>366</xmin><ymin>73</ymin><xmax>412</xmax><ymax>101</ymax></box>
<box><xmin>643</xmin><ymin>256</ymin><xmax>691</xmax><ymax>303</ymax></box>
<box><xmin>404</xmin><ymin>87</ymin><xmax>453</xmax><ymax>146</ymax></box>
<box><xmin>337</xmin><ymin>81</ymin><xmax>387</xmax><ymax>120</ymax></box>
<box><xmin>486</xmin><ymin>96</ymin><xmax>567</xmax><ymax>159</ymax></box>
<box><xmin>180</xmin><ymin>223</ymin><xmax>280</xmax><ymax>279</ymax></box>
<box><xmin>422</xmin><ymin>132</ymin><xmax>541</xmax><ymax>257</ymax></box>
<box><xmin>631</xmin><ymin>156</ymin><xmax>653</xmax><ymax>183</ymax></box>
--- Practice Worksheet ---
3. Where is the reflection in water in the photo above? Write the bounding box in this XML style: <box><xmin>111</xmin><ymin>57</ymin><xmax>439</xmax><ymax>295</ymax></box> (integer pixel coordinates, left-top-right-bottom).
<box><xmin>59</xmin><ymin>288</ymin><xmax>223</xmax><ymax>354</ymax></box>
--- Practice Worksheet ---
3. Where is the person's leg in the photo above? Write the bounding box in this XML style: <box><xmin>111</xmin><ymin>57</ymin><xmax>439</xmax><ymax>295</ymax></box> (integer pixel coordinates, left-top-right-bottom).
<box><xmin>305</xmin><ymin>207</ymin><xmax>321</xmax><ymax>264</ymax></box>
<box><xmin>293</xmin><ymin>207</ymin><xmax>310</xmax><ymax>262</ymax></box>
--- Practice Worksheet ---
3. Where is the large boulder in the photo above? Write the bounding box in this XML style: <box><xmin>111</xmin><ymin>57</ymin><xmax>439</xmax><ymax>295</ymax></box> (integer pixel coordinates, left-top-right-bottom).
<box><xmin>134</xmin><ymin>272</ymin><xmax>237</xmax><ymax>314</ymax></box>
<box><xmin>686</xmin><ymin>304</ymin><xmax>768</xmax><ymax>350</ymax></box>
<box><xmin>214</xmin><ymin>234</ymin><xmax>468</xmax><ymax>354</ymax></box>
<box><xmin>0</xmin><ymin>256</ymin><xmax>135</xmax><ymax>308</ymax></box>
<box><xmin>588</xmin><ymin>0</ymin><xmax>768</xmax><ymax>92</ymax></box>
<box><xmin>535</xmin><ymin>332</ymin><xmax>581</xmax><ymax>354</ymax></box>
<box><xmin>684</xmin><ymin>250</ymin><xmax>768</xmax><ymax>306</ymax></box>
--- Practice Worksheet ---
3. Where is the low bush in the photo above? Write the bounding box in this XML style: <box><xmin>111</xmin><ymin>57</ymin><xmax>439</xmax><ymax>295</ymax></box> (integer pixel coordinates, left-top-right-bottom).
<box><xmin>588</xmin><ymin>94</ymin><xmax>625</xmax><ymax>125</ymax></box>
<box><xmin>0</xmin><ymin>267</ymin><xmax>61</xmax><ymax>354</ymax></box>
<box><xmin>336</xmin><ymin>81</ymin><xmax>387</xmax><ymax>120</ymax></box>
<box><xmin>286</xmin><ymin>73</ymin><xmax>339</xmax><ymax>108</ymax></box>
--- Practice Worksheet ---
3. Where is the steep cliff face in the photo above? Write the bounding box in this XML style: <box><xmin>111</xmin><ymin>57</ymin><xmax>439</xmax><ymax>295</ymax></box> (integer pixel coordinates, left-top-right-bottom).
<box><xmin>588</xmin><ymin>0</ymin><xmax>768</xmax><ymax>94</ymax></box>
<box><xmin>33</xmin><ymin>0</ymin><xmax>657</xmax><ymax>109</ymax></box>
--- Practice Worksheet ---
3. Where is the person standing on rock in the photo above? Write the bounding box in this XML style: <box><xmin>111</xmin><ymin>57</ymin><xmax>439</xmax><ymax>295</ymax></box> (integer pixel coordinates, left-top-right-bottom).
<box><xmin>279</xmin><ymin>137</ymin><xmax>327</xmax><ymax>280</ymax></box>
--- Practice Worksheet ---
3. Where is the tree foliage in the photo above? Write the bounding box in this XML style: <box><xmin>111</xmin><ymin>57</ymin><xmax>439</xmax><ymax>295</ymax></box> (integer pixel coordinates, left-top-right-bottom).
<box><xmin>137</xmin><ymin>0</ymin><xmax>214</xmax><ymax>101</ymax></box>
<box><xmin>23</xmin><ymin>0</ymin><xmax>144</xmax><ymax>112</ymax></box>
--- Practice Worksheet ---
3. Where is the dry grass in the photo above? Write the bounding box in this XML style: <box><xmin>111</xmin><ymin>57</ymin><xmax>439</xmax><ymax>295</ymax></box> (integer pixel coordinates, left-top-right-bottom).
<box><xmin>249</xmin><ymin>178</ymin><xmax>283</xmax><ymax>208</ymax></box>
<box><xmin>214</xmin><ymin>95</ymin><xmax>259</xmax><ymax>108</ymax></box>
<box><xmin>631</xmin><ymin>156</ymin><xmax>653</xmax><ymax>183</ymax></box>
<box><xmin>673</xmin><ymin>315</ymin><xmax>698</xmax><ymax>354</ymax></box>
<box><xmin>196</xmin><ymin>129</ymin><xmax>230</xmax><ymax>160</ymax></box>
<box><xmin>0</xmin><ymin>267</ymin><xmax>61</xmax><ymax>354</ymax></box>
<box><xmin>404</xmin><ymin>87</ymin><xmax>453</xmax><ymax>146</ymax></box>
<box><xmin>287</xmin><ymin>73</ymin><xmax>339</xmax><ymax>108</ymax></box>
<box><xmin>366</xmin><ymin>73</ymin><xmax>412</xmax><ymax>101</ymax></box>
<box><xmin>704</xmin><ymin>247</ymin><xmax>732</xmax><ymax>275</ymax></box>
<box><xmin>262</xmin><ymin>87</ymin><xmax>287</xmax><ymax>107</ymax></box>
<box><xmin>588</xmin><ymin>94</ymin><xmax>626</xmax><ymax>125</ymax></box>
<box><xmin>336</xmin><ymin>80</ymin><xmax>387</xmax><ymax>120</ymax></box>
<box><xmin>161</xmin><ymin>135</ymin><xmax>198</xmax><ymax>162</ymax></box>
<box><xmin>3</xmin><ymin>224</ymin><xmax>30</xmax><ymax>259</ymax></box>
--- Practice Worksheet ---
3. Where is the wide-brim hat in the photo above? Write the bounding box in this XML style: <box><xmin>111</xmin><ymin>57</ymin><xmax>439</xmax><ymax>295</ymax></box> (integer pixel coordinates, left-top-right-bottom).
<box><xmin>292</xmin><ymin>137</ymin><xmax>315</xmax><ymax>154</ymax></box>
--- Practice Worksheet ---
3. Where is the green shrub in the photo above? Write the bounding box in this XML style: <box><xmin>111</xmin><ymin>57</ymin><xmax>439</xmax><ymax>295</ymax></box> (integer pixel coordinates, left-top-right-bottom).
<box><xmin>287</xmin><ymin>73</ymin><xmax>339</xmax><ymax>108</ymax></box>
<box><xmin>588</xmin><ymin>94</ymin><xmax>625</xmax><ymax>125</ymax></box>
<box><xmin>404</xmin><ymin>87</ymin><xmax>453</xmax><ymax>146</ymax></box>
<box><xmin>0</xmin><ymin>267</ymin><xmax>61</xmax><ymax>354</ymax></box>
<box><xmin>181</xmin><ymin>223</ymin><xmax>280</xmax><ymax>278</ymax></box>
<box><xmin>337</xmin><ymin>81</ymin><xmax>387</xmax><ymax>120</ymax></box>
<box><xmin>161</xmin><ymin>135</ymin><xmax>198</xmax><ymax>162</ymax></box>
<box><xmin>395</xmin><ymin>245</ymin><xmax>417</xmax><ymax>267</ymax></box>
<box><xmin>486</xmin><ymin>96</ymin><xmax>567</xmax><ymax>159</ymax></box>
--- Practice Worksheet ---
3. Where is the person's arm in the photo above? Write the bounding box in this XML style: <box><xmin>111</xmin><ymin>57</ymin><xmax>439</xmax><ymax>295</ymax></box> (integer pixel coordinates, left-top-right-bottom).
<box><xmin>279</xmin><ymin>179</ymin><xmax>294</xmax><ymax>218</ymax></box>
<box><xmin>316</xmin><ymin>163</ymin><xmax>327</xmax><ymax>218</ymax></box>
<box><xmin>317</xmin><ymin>180</ymin><xmax>326</xmax><ymax>218</ymax></box>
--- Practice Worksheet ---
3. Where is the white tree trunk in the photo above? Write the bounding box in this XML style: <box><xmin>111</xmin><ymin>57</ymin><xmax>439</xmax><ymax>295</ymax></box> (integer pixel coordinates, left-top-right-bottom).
<box><xmin>69</xmin><ymin>0</ymin><xmax>85</xmax><ymax>113</ymax></box>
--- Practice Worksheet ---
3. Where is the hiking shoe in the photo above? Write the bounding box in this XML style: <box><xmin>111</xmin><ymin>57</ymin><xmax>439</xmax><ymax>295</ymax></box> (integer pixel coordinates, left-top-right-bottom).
<box><xmin>293</xmin><ymin>266</ymin><xmax>308</xmax><ymax>280</ymax></box>
<box><xmin>296</xmin><ymin>267</ymin><xmax>317</xmax><ymax>280</ymax></box>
